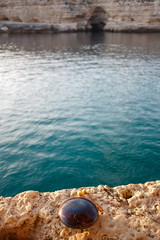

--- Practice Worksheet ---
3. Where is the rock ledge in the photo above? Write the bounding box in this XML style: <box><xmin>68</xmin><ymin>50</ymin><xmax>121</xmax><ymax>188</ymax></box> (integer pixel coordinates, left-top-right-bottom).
<box><xmin>0</xmin><ymin>181</ymin><xmax>160</xmax><ymax>240</ymax></box>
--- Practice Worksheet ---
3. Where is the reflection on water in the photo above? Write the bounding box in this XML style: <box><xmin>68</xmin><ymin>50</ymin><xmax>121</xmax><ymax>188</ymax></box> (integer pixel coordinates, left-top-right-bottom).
<box><xmin>0</xmin><ymin>32</ymin><xmax>160</xmax><ymax>54</ymax></box>
<box><xmin>0</xmin><ymin>32</ymin><xmax>160</xmax><ymax>197</ymax></box>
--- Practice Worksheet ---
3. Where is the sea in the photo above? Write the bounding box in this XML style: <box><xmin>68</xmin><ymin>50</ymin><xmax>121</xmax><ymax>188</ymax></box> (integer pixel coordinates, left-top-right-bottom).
<box><xmin>0</xmin><ymin>32</ymin><xmax>160</xmax><ymax>197</ymax></box>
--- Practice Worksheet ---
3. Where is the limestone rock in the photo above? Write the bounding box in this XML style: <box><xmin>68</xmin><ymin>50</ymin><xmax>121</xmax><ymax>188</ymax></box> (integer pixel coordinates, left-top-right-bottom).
<box><xmin>0</xmin><ymin>0</ymin><xmax>160</xmax><ymax>33</ymax></box>
<box><xmin>0</xmin><ymin>181</ymin><xmax>159</xmax><ymax>240</ymax></box>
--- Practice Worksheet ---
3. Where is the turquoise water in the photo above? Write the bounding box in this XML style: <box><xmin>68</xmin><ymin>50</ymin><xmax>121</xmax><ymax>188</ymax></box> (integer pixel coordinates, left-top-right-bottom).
<box><xmin>0</xmin><ymin>33</ymin><xmax>160</xmax><ymax>197</ymax></box>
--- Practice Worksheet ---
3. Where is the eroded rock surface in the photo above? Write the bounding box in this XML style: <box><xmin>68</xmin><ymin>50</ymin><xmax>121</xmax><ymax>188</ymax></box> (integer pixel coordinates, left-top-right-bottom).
<box><xmin>0</xmin><ymin>0</ymin><xmax>160</xmax><ymax>33</ymax></box>
<box><xmin>0</xmin><ymin>181</ymin><xmax>160</xmax><ymax>240</ymax></box>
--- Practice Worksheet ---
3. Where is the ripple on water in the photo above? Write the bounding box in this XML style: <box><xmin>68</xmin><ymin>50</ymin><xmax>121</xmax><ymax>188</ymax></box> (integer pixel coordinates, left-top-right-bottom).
<box><xmin>0</xmin><ymin>33</ymin><xmax>160</xmax><ymax>196</ymax></box>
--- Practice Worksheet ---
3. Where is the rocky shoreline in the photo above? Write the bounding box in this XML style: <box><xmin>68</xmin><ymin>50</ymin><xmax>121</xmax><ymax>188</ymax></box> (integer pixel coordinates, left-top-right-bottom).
<box><xmin>0</xmin><ymin>21</ymin><xmax>160</xmax><ymax>34</ymax></box>
<box><xmin>0</xmin><ymin>0</ymin><xmax>160</xmax><ymax>34</ymax></box>
<box><xmin>0</xmin><ymin>180</ymin><xmax>159</xmax><ymax>240</ymax></box>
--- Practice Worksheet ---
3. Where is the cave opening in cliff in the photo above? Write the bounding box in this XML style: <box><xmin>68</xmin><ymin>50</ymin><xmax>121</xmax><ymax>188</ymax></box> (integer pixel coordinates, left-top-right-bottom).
<box><xmin>88</xmin><ymin>7</ymin><xmax>106</xmax><ymax>32</ymax></box>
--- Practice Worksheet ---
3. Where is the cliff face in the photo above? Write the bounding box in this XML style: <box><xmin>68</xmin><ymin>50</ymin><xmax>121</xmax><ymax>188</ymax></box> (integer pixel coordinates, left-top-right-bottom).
<box><xmin>0</xmin><ymin>0</ymin><xmax>160</xmax><ymax>33</ymax></box>
<box><xmin>0</xmin><ymin>181</ymin><xmax>160</xmax><ymax>240</ymax></box>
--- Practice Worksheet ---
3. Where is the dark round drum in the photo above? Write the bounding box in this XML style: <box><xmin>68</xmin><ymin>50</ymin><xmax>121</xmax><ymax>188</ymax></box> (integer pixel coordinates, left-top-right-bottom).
<box><xmin>58</xmin><ymin>197</ymin><xmax>98</xmax><ymax>229</ymax></box>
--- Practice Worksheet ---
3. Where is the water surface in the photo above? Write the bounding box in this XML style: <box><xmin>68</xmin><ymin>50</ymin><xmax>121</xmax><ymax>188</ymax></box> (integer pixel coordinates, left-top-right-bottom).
<box><xmin>0</xmin><ymin>32</ymin><xmax>160</xmax><ymax>197</ymax></box>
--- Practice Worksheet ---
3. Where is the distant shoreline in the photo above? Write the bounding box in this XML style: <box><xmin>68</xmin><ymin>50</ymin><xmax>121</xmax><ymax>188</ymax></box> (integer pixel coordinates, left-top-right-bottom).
<box><xmin>1</xmin><ymin>0</ymin><xmax>160</xmax><ymax>36</ymax></box>
<box><xmin>1</xmin><ymin>21</ymin><xmax>160</xmax><ymax>34</ymax></box>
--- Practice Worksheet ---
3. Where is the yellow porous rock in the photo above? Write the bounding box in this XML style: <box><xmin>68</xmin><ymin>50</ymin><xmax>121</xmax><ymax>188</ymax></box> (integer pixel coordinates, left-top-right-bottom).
<box><xmin>0</xmin><ymin>181</ymin><xmax>159</xmax><ymax>240</ymax></box>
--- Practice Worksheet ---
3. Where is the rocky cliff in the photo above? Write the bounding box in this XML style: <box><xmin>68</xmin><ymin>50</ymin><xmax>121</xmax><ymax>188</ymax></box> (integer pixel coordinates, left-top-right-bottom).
<box><xmin>0</xmin><ymin>181</ymin><xmax>159</xmax><ymax>240</ymax></box>
<box><xmin>0</xmin><ymin>0</ymin><xmax>160</xmax><ymax>33</ymax></box>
